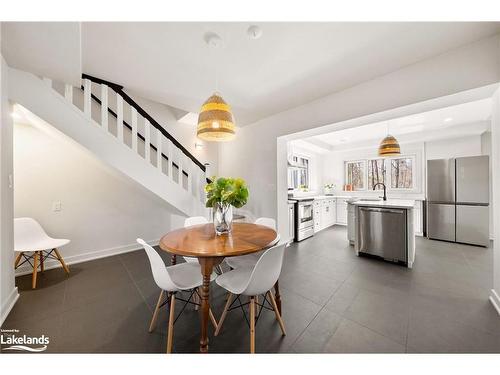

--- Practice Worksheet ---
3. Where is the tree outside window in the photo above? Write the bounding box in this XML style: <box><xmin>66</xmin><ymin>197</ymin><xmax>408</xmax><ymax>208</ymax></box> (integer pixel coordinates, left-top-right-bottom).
<box><xmin>346</xmin><ymin>161</ymin><xmax>365</xmax><ymax>190</ymax></box>
<box><xmin>368</xmin><ymin>159</ymin><xmax>386</xmax><ymax>190</ymax></box>
<box><xmin>390</xmin><ymin>157</ymin><xmax>413</xmax><ymax>189</ymax></box>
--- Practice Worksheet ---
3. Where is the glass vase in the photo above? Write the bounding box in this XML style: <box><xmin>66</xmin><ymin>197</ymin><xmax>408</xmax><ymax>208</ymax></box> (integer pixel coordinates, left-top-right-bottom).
<box><xmin>213</xmin><ymin>202</ymin><xmax>233</xmax><ymax>235</ymax></box>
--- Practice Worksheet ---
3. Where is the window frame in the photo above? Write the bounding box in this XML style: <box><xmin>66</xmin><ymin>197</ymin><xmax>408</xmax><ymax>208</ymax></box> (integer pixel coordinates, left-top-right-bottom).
<box><xmin>288</xmin><ymin>153</ymin><xmax>311</xmax><ymax>190</ymax></box>
<box><xmin>344</xmin><ymin>154</ymin><xmax>417</xmax><ymax>192</ymax></box>
<box><xmin>344</xmin><ymin>159</ymin><xmax>367</xmax><ymax>191</ymax></box>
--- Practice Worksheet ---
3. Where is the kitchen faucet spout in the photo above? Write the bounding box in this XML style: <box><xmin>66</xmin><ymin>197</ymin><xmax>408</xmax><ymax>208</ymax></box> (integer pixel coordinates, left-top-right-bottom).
<box><xmin>373</xmin><ymin>183</ymin><xmax>387</xmax><ymax>201</ymax></box>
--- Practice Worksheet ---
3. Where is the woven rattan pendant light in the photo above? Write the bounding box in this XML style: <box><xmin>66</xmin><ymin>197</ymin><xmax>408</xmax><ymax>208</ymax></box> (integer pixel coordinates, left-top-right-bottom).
<box><xmin>378</xmin><ymin>123</ymin><xmax>401</xmax><ymax>156</ymax></box>
<box><xmin>197</xmin><ymin>93</ymin><xmax>236</xmax><ymax>141</ymax></box>
<box><xmin>197</xmin><ymin>32</ymin><xmax>236</xmax><ymax>142</ymax></box>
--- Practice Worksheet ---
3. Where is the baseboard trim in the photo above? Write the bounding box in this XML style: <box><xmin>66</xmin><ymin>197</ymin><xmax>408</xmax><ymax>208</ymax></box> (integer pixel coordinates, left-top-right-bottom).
<box><xmin>1</xmin><ymin>287</ymin><xmax>20</xmax><ymax>326</ymax></box>
<box><xmin>14</xmin><ymin>238</ymin><xmax>160</xmax><ymax>277</ymax></box>
<box><xmin>489</xmin><ymin>289</ymin><xmax>500</xmax><ymax>316</ymax></box>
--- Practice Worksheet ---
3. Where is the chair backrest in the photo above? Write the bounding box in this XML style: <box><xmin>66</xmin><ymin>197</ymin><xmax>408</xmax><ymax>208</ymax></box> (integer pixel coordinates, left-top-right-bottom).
<box><xmin>14</xmin><ymin>217</ymin><xmax>51</xmax><ymax>251</ymax></box>
<box><xmin>254</xmin><ymin>217</ymin><xmax>276</xmax><ymax>230</ymax></box>
<box><xmin>183</xmin><ymin>217</ymin><xmax>208</xmax><ymax>263</ymax></box>
<box><xmin>184</xmin><ymin>216</ymin><xmax>208</xmax><ymax>227</ymax></box>
<box><xmin>137</xmin><ymin>238</ymin><xmax>177</xmax><ymax>292</ymax></box>
<box><xmin>241</xmin><ymin>242</ymin><xmax>286</xmax><ymax>296</ymax></box>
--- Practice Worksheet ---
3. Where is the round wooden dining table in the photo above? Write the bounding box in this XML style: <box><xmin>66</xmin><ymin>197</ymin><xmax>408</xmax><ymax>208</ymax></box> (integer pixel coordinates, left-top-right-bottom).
<box><xmin>159</xmin><ymin>222</ymin><xmax>280</xmax><ymax>353</ymax></box>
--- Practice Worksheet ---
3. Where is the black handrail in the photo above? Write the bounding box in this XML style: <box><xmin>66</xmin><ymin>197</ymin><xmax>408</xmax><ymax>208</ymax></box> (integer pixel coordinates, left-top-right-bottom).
<box><xmin>81</xmin><ymin>87</ymin><xmax>189</xmax><ymax>178</ymax></box>
<box><xmin>82</xmin><ymin>73</ymin><xmax>206</xmax><ymax>172</ymax></box>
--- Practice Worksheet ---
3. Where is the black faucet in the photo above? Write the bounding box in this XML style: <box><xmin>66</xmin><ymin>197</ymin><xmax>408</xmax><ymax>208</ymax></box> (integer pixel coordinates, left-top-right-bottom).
<box><xmin>373</xmin><ymin>182</ymin><xmax>387</xmax><ymax>201</ymax></box>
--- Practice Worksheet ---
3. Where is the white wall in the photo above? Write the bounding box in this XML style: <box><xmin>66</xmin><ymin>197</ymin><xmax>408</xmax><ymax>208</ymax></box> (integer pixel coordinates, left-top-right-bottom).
<box><xmin>481</xmin><ymin>131</ymin><xmax>494</xmax><ymax>239</ymax></box>
<box><xmin>491</xmin><ymin>88</ymin><xmax>500</xmax><ymax>314</ymax></box>
<box><xmin>425</xmin><ymin>135</ymin><xmax>482</xmax><ymax>160</ymax></box>
<box><xmin>219</xmin><ymin>35</ymin><xmax>500</xmax><ymax>239</ymax></box>
<box><xmin>13</xmin><ymin>121</ymin><xmax>185</xmax><ymax>274</ymax></box>
<box><xmin>287</xmin><ymin>143</ymin><xmax>324</xmax><ymax>194</ymax></box>
<box><xmin>0</xmin><ymin>53</ymin><xmax>16</xmax><ymax>325</ymax></box>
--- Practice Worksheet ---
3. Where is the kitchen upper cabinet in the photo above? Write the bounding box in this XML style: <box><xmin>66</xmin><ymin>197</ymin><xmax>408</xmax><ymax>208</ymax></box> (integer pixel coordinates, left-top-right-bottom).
<box><xmin>336</xmin><ymin>198</ymin><xmax>348</xmax><ymax>225</ymax></box>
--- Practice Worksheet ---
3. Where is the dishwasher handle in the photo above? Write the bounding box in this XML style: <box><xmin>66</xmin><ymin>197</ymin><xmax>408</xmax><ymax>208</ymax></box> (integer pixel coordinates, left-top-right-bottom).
<box><xmin>359</xmin><ymin>207</ymin><xmax>404</xmax><ymax>215</ymax></box>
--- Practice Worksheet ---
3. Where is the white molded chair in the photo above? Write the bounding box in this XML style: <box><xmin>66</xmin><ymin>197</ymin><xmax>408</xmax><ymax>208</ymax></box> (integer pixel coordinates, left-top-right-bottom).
<box><xmin>225</xmin><ymin>217</ymin><xmax>279</xmax><ymax>269</ymax></box>
<box><xmin>183</xmin><ymin>216</ymin><xmax>208</xmax><ymax>263</ymax></box>
<box><xmin>14</xmin><ymin>217</ymin><xmax>70</xmax><ymax>289</ymax></box>
<box><xmin>215</xmin><ymin>242</ymin><xmax>287</xmax><ymax>353</ymax></box>
<box><xmin>137</xmin><ymin>238</ymin><xmax>218</xmax><ymax>353</ymax></box>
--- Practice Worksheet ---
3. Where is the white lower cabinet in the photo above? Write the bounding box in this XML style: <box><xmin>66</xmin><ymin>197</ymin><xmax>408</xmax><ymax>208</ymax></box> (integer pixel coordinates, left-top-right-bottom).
<box><xmin>314</xmin><ymin>198</ymin><xmax>336</xmax><ymax>232</ymax></box>
<box><xmin>336</xmin><ymin>198</ymin><xmax>348</xmax><ymax>225</ymax></box>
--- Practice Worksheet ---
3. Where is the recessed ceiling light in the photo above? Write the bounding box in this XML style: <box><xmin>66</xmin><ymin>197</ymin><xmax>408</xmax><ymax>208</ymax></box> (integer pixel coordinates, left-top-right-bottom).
<box><xmin>444</xmin><ymin>117</ymin><xmax>453</xmax><ymax>122</ymax></box>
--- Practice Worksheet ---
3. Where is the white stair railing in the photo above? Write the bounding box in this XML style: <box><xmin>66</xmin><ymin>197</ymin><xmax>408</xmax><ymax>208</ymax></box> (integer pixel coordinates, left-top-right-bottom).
<box><xmin>51</xmin><ymin>76</ymin><xmax>208</xmax><ymax>205</ymax></box>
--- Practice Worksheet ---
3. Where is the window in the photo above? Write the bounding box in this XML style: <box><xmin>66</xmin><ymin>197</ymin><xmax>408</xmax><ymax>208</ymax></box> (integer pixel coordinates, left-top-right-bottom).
<box><xmin>345</xmin><ymin>161</ymin><xmax>366</xmax><ymax>190</ymax></box>
<box><xmin>390</xmin><ymin>157</ymin><xmax>414</xmax><ymax>189</ymax></box>
<box><xmin>368</xmin><ymin>159</ymin><xmax>386</xmax><ymax>190</ymax></box>
<box><xmin>344</xmin><ymin>155</ymin><xmax>416</xmax><ymax>191</ymax></box>
<box><xmin>288</xmin><ymin>155</ymin><xmax>310</xmax><ymax>190</ymax></box>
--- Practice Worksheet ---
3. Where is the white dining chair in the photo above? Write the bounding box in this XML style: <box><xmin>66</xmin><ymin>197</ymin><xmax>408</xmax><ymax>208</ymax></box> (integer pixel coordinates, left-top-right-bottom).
<box><xmin>137</xmin><ymin>238</ymin><xmax>218</xmax><ymax>353</ymax></box>
<box><xmin>224</xmin><ymin>217</ymin><xmax>279</xmax><ymax>269</ymax></box>
<box><xmin>14</xmin><ymin>217</ymin><xmax>70</xmax><ymax>289</ymax></box>
<box><xmin>214</xmin><ymin>242</ymin><xmax>287</xmax><ymax>353</ymax></box>
<box><xmin>183</xmin><ymin>216</ymin><xmax>208</xmax><ymax>263</ymax></box>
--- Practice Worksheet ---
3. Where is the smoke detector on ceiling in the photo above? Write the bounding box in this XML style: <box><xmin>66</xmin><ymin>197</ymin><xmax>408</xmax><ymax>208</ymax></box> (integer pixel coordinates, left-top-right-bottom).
<box><xmin>247</xmin><ymin>25</ymin><xmax>263</xmax><ymax>40</ymax></box>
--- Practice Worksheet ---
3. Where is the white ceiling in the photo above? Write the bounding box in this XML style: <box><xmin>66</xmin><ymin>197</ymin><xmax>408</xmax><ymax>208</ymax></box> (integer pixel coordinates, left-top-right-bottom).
<box><xmin>81</xmin><ymin>22</ymin><xmax>500</xmax><ymax>125</ymax></box>
<box><xmin>1</xmin><ymin>22</ymin><xmax>82</xmax><ymax>86</ymax></box>
<box><xmin>295</xmin><ymin>98</ymin><xmax>492</xmax><ymax>153</ymax></box>
<box><xmin>2</xmin><ymin>22</ymin><xmax>500</xmax><ymax>126</ymax></box>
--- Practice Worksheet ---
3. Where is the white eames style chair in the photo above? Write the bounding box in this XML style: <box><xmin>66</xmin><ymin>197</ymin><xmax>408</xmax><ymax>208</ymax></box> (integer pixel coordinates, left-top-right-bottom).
<box><xmin>137</xmin><ymin>238</ymin><xmax>218</xmax><ymax>353</ymax></box>
<box><xmin>183</xmin><ymin>216</ymin><xmax>209</xmax><ymax>263</ymax></box>
<box><xmin>224</xmin><ymin>217</ymin><xmax>279</xmax><ymax>269</ymax></box>
<box><xmin>214</xmin><ymin>242</ymin><xmax>287</xmax><ymax>353</ymax></box>
<box><xmin>14</xmin><ymin>217</ymin><xmax>70</xmax><ymax>289</ymax></box>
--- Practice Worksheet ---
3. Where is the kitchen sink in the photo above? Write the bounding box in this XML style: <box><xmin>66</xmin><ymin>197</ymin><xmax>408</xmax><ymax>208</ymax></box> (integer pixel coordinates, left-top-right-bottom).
<box><xmin>358</xmin><ymin>198</ymin><xmax>383</xmax><ymax>201</ymax></box>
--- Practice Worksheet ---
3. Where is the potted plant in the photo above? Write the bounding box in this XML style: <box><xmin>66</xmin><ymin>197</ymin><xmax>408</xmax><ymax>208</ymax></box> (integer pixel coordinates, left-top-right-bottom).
<box><xmin>324</xmin><ymin>183</ymin><xmax>336</xmax><ymax>195</ymax></box>
<box><xmin>205</xmin><ymin>177</ymin><xmax>249</xmax><ymax>235</ymax></box>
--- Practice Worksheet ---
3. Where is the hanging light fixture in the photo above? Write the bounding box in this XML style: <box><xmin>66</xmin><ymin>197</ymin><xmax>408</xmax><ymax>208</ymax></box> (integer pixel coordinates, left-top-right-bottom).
<box><xmin>378</xmin><ymin>122</ymin><xmax>401</xmax><ymax>156</ymax></box>
<box><xmin>197</xmin><ymin>32</ymin><xmax>236</xmax><ymax>142</ymax></box>
<box><xmin>197</xmin><ymin>93</ymin><xmax>236</xmax><ymax>141</ymax></box>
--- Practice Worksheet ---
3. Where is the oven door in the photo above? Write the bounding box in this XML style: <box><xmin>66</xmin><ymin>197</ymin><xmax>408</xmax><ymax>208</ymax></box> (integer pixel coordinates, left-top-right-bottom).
<box><xmin>298</xmin><ymin>202</ymin><xmax>314</xmax><ymax>229</ymax></box>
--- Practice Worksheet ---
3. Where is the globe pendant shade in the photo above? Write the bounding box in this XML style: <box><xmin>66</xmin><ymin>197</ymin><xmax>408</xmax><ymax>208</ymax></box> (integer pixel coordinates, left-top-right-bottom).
<box><xmin>378</xmin><ymin>134</ymin><xmax>401</xmax><ymax>156</ymax></box>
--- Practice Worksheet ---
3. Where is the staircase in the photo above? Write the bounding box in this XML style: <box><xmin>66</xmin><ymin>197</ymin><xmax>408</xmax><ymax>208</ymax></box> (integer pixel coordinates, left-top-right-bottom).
<box><xmin>8</xmin><ymin>68</ymin><xmax>208</xmax><ymax>217</ymax></box>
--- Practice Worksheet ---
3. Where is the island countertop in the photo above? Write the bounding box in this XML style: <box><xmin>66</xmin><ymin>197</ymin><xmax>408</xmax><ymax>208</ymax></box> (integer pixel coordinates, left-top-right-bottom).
<box><xmin>351</xmin><ymin>199</ymin><xmax>415</xmax><ymax>209</ymax></box>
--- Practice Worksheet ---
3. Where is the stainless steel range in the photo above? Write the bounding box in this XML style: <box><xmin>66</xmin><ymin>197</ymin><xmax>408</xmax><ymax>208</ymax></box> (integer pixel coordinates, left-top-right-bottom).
<box><xmin>293</xmin><ymin>197</ymin><xmax>314</xmax><ymax>241</ymax></box>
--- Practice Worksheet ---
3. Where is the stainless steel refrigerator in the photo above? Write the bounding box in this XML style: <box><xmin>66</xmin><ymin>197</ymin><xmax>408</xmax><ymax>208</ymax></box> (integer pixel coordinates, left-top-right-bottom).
<box><xmin>427</xmin><ymin>156</ymin><xmax>489</xmax><ymax>247</ymax></box>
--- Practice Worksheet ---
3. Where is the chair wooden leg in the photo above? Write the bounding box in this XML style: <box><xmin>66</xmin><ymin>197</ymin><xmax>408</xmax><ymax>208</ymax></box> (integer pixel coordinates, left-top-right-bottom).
<box><xmin>149</xmin><ymin>290</ymin><xmax>164</xmax><ymax>333</ymax></box>
<box><xmin>39</xmin><ymin>251</ymin><xmax>45</xmax><ymax>273</ymax></box>
<box><xmin>53</xmin><ymin>248</ymin><xmax>70</xmax><ymax>274</ymax></box>
<box><xmin>166</xmin><ymin>293</ymin><xmax>176</xmax><ymax>354</ymax></box>
<box><xmin>14</xmin><ymin>252</ymin><xmax>23</xmax><ymax>268</ymax></box>
<box><xmin>250</xmin><ymin>296</ymin><xmax>256</xmax><ymax>354</ymax></box>
<box><xmin>215</xmin><ymin>292</ymin><xmax>233</xmax><ymax>336</ymax></box>
<box><xmin>268</xmin><ymin>291</ymin><xmax>286</xmax><ymax>336</ymax></box>
<box><xmin>194</xmin><ymin>288</ymin><xmax>199</xmax><ymax>311</ymax></box>
<box><xmin>209</xmin><ymin>308</ymin><xmax>218</xmax><ymax>330</ymax></box>
<box><xmin>32</xmin><ymin>252</ymin><xmax>39</xmax><ymax>289</ymax></box>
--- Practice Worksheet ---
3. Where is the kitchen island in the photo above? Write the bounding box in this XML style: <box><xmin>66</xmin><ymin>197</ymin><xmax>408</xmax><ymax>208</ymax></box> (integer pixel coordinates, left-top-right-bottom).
<box><xmin>352</xmin><ymin>199</ymin><xmax>415</xmax><ymax>268</ymax></box>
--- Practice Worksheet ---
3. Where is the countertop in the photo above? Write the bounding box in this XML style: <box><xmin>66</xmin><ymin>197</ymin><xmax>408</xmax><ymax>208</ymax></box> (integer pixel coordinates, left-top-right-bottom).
<box><xmin>289</xmin><ymin>195</ymin><xmax>354</xmax><ymax>201</ymax></box>
<box><xmin>351</xmin><ymin>199</ymin><xmax>415</xmax><ymax>209</ymax></box>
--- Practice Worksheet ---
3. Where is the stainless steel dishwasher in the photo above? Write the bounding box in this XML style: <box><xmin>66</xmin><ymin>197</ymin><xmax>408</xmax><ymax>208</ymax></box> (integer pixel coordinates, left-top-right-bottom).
<box><xmin>355</xmin><ymin>206</ymin><xmax>407</xmax><ymax>264</ymax></box>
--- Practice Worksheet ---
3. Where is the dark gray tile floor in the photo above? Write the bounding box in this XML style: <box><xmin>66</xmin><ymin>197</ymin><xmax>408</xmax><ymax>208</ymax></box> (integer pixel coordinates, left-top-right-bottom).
<box><xmin>2</xmin><ymin>226</ymin><xmax>499</xmax><ymax>353</ymax></box>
